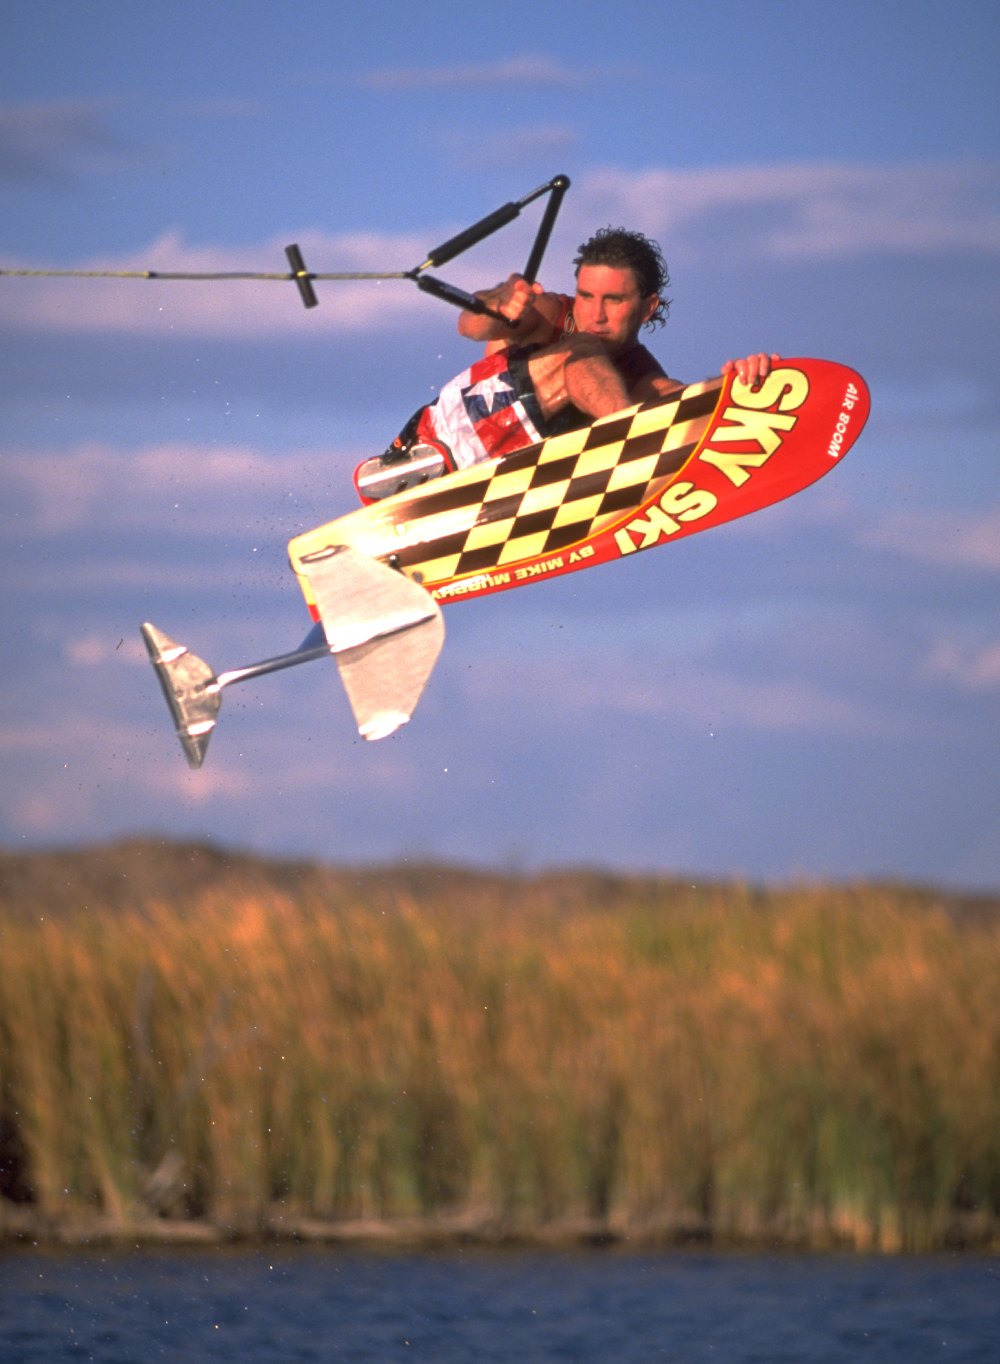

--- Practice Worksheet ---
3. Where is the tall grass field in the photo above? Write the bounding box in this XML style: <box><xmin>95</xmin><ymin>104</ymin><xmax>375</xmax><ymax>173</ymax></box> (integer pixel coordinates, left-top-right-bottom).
<box><xmin>2</xmin><ymin>842</ymin><xmax>999</xmax><ymax>1250</ymax></box>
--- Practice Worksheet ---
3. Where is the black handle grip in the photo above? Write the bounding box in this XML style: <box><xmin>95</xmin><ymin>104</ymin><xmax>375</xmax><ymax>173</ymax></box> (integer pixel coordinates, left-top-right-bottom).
<box><xmin>415</xmin><ymin>273</ymin><xmax>505</xmax><ymax>320</ymax></box>
<box><xmin>423</xmin><ymin>202</ymin><xmax>522</xmax><ymax>269</ymax></box>
<box><xmin>285</xmin><ymin>244</ymin><xmax>318</xmax><ymax>309</ymax></box>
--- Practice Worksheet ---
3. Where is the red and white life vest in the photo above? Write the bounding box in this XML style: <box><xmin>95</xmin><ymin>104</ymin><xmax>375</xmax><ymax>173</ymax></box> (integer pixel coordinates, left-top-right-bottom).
<box><xmin>419</xmin><ymin>294</ymin><xmax>576</xmax><ymax>469</ymax></box>
<box><xmin>420</xmin><ymin>348</ymin><xmax>542</xmax><ymax>469</ymax></box>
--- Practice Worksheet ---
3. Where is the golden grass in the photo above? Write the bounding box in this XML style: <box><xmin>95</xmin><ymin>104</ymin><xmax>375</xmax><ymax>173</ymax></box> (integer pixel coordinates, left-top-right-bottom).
<box><xmin>2</xmin><ymin>844</ymin><xmax>999</xmax><ymax>1250</ymax></box>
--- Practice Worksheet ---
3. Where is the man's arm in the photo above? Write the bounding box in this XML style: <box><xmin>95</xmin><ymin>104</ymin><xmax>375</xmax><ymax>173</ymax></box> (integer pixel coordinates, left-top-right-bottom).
<box><xmin>616</xmin><ymin>346</ymin><xmax>683</xmax><ymax>406</ymax></box>
<box><xmin>631</xmin><ymin>352</ymin><xmax>781</xmax><ymax>405</ymax></box>
<box><xmin>629</xmin><ymin>372</ymin><xmax>685</xmax><ymax>404</ymax></box>
<box><xmin>458</xmin><ymin>273</ymin><xmax>564</xmax><ymax>348</ymax></box>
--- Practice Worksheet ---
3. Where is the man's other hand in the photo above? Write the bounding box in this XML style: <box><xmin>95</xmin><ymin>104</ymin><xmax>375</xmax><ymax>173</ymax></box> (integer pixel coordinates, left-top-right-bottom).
<box><xmin>721</xmin><ymin>353</ymin><xmax>781</xmax><ymax>386</ymax></box>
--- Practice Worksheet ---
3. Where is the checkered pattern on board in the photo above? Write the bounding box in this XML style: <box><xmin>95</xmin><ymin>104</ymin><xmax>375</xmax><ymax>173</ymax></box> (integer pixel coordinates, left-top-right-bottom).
<box><xmin>391</xmin><ymin>380</ymin><xmax>722</xmax><ymax>582</ymax></box>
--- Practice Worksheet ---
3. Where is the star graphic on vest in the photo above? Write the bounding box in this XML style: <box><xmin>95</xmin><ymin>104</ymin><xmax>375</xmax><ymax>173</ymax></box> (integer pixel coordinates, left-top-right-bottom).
<box><xmin>461</xmin><ymin>375</ymin><xmax>517</xmax><ymax>425</ymax></box>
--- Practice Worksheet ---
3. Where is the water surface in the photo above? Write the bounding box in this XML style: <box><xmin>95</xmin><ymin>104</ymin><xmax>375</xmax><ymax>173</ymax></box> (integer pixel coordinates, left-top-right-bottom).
<box><xmin>1</xmin><ymin>1246</ymin><xmax>997</xmax><ymax>1361</ymax></box>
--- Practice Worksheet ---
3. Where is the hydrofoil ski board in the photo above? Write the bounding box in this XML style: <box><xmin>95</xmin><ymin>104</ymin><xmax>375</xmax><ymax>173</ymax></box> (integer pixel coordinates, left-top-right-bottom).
<box><xmin>143</xmin><ymin>358</ymin><xmax>867</xmax><ymax>765</ymax></box>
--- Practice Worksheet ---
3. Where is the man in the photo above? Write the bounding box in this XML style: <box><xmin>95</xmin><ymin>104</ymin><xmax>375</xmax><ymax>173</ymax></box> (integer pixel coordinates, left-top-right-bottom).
<box><xmin>382</xmin><ymin>227</ymin><xmax>778</xmax><ymax>474</ymax></box>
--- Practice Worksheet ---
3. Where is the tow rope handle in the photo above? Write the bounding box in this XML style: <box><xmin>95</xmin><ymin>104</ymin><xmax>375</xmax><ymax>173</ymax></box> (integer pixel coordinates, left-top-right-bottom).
<box><xmin>3</xmin><ymin>174</ymin><xmax>571</xmax><ymax>317</ymax></box>
<box><xmin>406</xmin><ymin>173</ymin><xmax>570</xmax><ymax>321</ymax></box>
<box><xmin>416</xmin><ymin>174</ymin><xmax>570</xmax><ymax>276</ymax></box>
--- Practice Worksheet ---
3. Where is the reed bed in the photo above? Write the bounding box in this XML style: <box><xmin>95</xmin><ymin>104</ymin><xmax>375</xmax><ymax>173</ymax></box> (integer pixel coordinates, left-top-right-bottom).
<box><xmin>2</xmin><ymin>844</ymin><xmax>1000</xmax><ymax>1250</ymax></box>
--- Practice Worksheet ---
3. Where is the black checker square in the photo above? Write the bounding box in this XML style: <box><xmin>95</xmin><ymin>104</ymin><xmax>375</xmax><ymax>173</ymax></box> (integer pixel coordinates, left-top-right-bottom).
<box><xmin>396</xmin><ymin>531</ymin><xmax>470</xmax><ymax>569</ymax></box>
<box><xmin>583</xmin><ymin>414</ymin><xmax>634</xmax><ymax>449</ymax></box>
<box><xmin>674</xmin><ymin>388</ymin><xmax>720</xmax><ymax>422</ymax></box>
<box><xmin>619</xmin><ymin>427</ymin><xmax>672</xmax><ymax>462</ymax></box>
<box><xmin>454</xmin><ymin>544</ymin><xmax>505</xmax><ymax>574</ymax></box>
<box><xmin>475</xmin><ymin>492</ymin><xmax>526</xmax><ymax>525</ymax></box>
<box><xmin>563</xmin><ymin>468</ymin><xmax>614</xmax><ymax>503</ymax></box>
<box><xmin>543</xmin><ymin>523</ymin><xmax>591</xmax><ymax>554</ymax></box>
<box><xmin>496</xmin><ymin>443</ymin><xmax>543</xmax><ymax>474</ymax></box>
<box><xmin>508</xmin><ymin>507</ymin><xmax>559</xmax><ymax>538</ymax></box>
<box><xmin>597</xmin><ymin>484</ymin><xmax>649</xmax><ymax>516</ymax></box>
<box><xmin>529</xmin><ymin>455</ymin><xmax>580</xmax><ymax>489</ymax></box>
<box><xmin>653</xmin><ymin>442</ymin><xmax>696</xmax><ymax>480</ymax></box>
<box><xmin>399</xmin><ymin>477</ymin><xmax>492</xmax><ymax>522</ymax></box>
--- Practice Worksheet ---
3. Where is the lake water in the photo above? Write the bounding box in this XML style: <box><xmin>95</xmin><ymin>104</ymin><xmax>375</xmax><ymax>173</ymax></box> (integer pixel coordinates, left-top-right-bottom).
<box><xmin>1</xmin><ymin>1246</ymin><xmax>997</xmax><ymax>1362</ymax></box>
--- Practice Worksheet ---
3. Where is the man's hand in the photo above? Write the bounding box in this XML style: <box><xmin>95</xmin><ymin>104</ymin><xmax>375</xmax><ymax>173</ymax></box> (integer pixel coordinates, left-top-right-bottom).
<box><xmin>721</xmin><ymin>353</ymin><xmax>781</xmax><ymax>386</ymax></box>
<box><xmin>495</xmin><ymin>273</ymin><xmax>544</xmax><ymax>328</ymax></box>
<box><xmin>459</xmin><ymin>274</ymin><xmax>555</xmax><ymax>344</ymax></box>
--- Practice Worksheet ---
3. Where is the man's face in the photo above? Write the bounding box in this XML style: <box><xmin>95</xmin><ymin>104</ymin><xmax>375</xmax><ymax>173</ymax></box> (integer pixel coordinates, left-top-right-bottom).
<box><xmin>573</xmin><ymin>264</ymin><xmax>658</xmax><ymax>354</ymax></box>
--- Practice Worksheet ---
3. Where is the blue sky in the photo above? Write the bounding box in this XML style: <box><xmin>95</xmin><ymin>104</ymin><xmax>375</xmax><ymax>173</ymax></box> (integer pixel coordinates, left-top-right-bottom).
<box><xmin>2</xmin><ymin>1</ymin><xmax>999</xmax><ymax>885</ymax></box>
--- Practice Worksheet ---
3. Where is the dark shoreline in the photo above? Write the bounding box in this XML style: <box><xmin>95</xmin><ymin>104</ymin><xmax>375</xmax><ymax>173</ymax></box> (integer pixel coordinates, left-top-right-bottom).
<box><xmin>3</xmin><ymin>839</ymin><xmax>999</xmax><ymax>926</ymax></box>
<box><xmin>3</xmin><ymin>1206</ymin><xmax>999</xmax><ymax>1254</ymax></box>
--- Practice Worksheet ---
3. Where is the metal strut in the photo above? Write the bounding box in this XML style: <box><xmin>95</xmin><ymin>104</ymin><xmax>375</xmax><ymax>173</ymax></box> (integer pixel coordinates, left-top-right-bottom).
<box><xmin>1</xmin><ymin>174</ymin><xmax>571</xmax><ymax>315</ymax></box>
<box><xmin>141</xmin><ymin>546</ymin><xmax>445</xmax><ymax>767</ymax></box>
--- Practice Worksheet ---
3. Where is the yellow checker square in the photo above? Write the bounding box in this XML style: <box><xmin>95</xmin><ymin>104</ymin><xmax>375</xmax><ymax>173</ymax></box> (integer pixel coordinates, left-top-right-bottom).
<box><xmin>605</xmin><ymin>452</ymin><xmax>660</xmax><ymax>493</ymax></box>
<box><xmin>483</xmin><ymin>465</ymin><xmax>535</xmax><ymax>501</ymax></box>
<box><xmin>518</xmin><ymin>481</ymin><xmax>571</xmax><ymax>516</ymax></box>
<box><xmin>626</xmin><ymin>401</ymin><xmax>680</xmax><ymax>438</ymax></box>
<box><xmin>537</xmin><ymin>427</ymin><xmax>589</xmax><ymax>465</ymax></box>
<box><xmin>463</xmin><ymin>518</ymin><xmax>517</xmax><ymax>551</ymax></box>
<box><xmin>552</xmin><ymin>495</ymin><xmax>603</xmax><ymax>529</ymax></box>
<box><xmin>573</xmin><ymin>442</ymin><xmax>626</xmax><ymax>479</ymax></box>
<box><xmin>411</xmin><ymin>552</ymin><xmax>462</xmax><ymax>585</ymax></box>
<box><xmin>496</xmin><ymin>531</ymin><xmax>551</xmax><ymax>565</ymax></box>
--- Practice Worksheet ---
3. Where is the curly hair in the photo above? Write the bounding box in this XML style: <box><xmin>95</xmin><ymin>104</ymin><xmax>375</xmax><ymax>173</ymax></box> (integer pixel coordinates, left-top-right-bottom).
<box><xmin>573</xmin><ymin>227</ymin><xmax>671</xmax><ymax>329</ymax></box>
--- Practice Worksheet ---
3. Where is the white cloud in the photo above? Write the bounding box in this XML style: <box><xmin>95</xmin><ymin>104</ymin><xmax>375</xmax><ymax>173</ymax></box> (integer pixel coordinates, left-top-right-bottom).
<box><xmin>3</xmin><ymin>159</ymin><xmax>996</xmax><ymax>337</ymax></box>
<box><xmin>437</xmin><ymin>122</ymin><xmax>578</xmax><ymax>169</ymax></box>
<box><xmin>0</xmin><ymin>440</ymin><xmax>357</xmax><ymax>536</ymax></box>
<box><xmin>5</xmin><ymin>558</ymin><xmax>273</xmax><ymax>596</ymax></box>
<box><xmin>925</xmin><ymin>638</ymin><xmax>1000</xmax><ymax>691</ymax></box>
<box><xmin>0</xmin><ymin>99</ymin><xmax>147</xmax><ymax>183</ymax></box>
<box><xmin>863</xmin><ymin>507</ymin><xmax>1000</xmax><ymax>572</ymax></box>
<box><xmin>620</xmin><ymin>671</ymin><xmax>900</xmax><ymax>736</ymax></box>
<box><xmin>0</xmin><ymin>707</ymin><xmax>420</xmax><ymax>837</ymax></box>
<box><xmin>65</xmin><ymin>635</ymin><xmax>147</xmax><ymax>667</ymax></box>
<box><xmin>571</xmin><ymin>160</ymin><xmax>1000</xmax><ymax>260</ymax></box>
<box><xmin>468</xmin><ymin>654</ymin><xmax>911</xmax><ymax>738</ymax></box>
<box><xmin>170</xmin><ymin>98</ymin><xmax>265</xmax><ymax>118</ymax></box>
<box><xmin>0</xmin><ymin>227</ymin><xmax>438</xmax><ymax>337</ymax></box>
<box><xmin>0</xmin><ymin>95</ymin><xmax>260</xmax><ymax>185</ymax></box>
<box><xmin>0</xmin><ymin>716</ymin><xmax>143</xmax><ymax>756</ymax></box>
<box><xmin>0</xmin><ymin>714</ymin><xmax>269</xmax><ymax>829</ymax></box>
<box><xmin>352</xmin><ymin>55</ymin><xmax>637</xmax><ymax>91</ymax></box>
